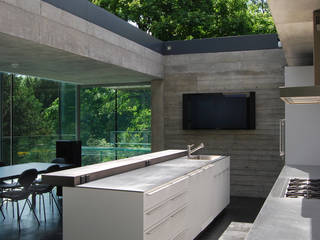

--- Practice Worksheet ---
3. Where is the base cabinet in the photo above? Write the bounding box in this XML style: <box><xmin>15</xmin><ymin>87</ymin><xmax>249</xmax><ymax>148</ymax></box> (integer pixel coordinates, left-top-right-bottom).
<box><xmin>63</xmin><ymin>157</ymin><xmax>230</xmax><ymax>240</ymax></box>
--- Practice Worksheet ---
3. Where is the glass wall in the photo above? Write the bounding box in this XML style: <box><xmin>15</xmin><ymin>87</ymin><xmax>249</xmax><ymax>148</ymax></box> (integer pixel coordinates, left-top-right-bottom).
<box><xmin>0</xmin><ymin>72</ymin><xmax>151</xmax><ymax>166</ymax></box>
<box><xmin>81</xmin><ymin>87</ymin><xmax>151</xmax><ymax>165</ymax></box>
<box><xmin>0</xmin><ymin>72</ymin><xmax>77</xmax><ymax>165</ymax></box>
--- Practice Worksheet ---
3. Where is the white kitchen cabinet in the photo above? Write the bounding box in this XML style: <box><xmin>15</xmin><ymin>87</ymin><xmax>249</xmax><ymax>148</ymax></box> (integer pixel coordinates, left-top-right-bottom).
<box><xmin>63</xmin><ymin>156</ymin><xmax>230</xmax><ymax>240</ymax></box>
<box><xmin>187</xmin><ymin>158</ymin><xmax>230</xmax><ymax>239</ymax></box>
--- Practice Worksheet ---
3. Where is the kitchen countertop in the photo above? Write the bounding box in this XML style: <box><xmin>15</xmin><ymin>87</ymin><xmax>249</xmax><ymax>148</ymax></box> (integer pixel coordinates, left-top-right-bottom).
<box><xmin>246</xmin><ymin>165</ymin><xmax>320</xmax><ymax>240</ymax></box>
<box><xmin>78</xmin><ymin>155</ymin><xmax>226</xmax><ymax>192</ymax></box>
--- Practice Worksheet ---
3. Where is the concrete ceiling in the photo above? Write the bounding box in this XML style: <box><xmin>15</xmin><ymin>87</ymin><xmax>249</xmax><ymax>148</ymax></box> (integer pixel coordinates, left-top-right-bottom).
<box><xmin>0</xmin><ymin>32</ymin><xmax>154</xmax><ymax>85</ymax></box>
<box><xmin>268</xmin><ymin>0</ymin><xmax>320</xmax><ymax>66</ymax></box>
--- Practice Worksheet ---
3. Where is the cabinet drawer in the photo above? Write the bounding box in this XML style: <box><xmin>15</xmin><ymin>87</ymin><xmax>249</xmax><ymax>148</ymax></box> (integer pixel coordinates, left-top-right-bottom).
<box><xmin>144</xmin><ymin>175</ymin><xmax>188</xmax><ymax>211</ymax></box>
<box><xmin>172</xmin><ymin>229</ymin><xmax>187</xmax><ymax>240</ymax></box>
<box><xmin>144</xmin><ymin>191</ymin><xmax>188</xmax><ymax>230</ymax></box>
<box><xmin>144</xmin><ymin>205</ymin><xmax>187</xmax><ymax>240</ymax></box>
<box><xmin>169</xmin><ymin>205</ymin><xmax>187</xmax><ymax>238</ymax></box>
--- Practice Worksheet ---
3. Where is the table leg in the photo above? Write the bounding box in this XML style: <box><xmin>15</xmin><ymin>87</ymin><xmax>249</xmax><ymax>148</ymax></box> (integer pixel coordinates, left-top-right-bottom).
<box><xmin>32</xmin><ymin>193</ymin><xmax>36</xmax><ymax>209</ymax></box>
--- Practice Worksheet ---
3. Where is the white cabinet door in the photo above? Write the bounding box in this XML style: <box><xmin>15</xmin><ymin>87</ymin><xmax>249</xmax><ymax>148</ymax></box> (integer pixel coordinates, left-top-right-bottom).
<box><xmin>186</xmin><ymin>168</ymin><xmax>205</xmax><ymax>239</ymax></box>
<box><xmin>201</xmin><ymin>163</ymin><xmax>216</xmax><ymax>227</ymax></box>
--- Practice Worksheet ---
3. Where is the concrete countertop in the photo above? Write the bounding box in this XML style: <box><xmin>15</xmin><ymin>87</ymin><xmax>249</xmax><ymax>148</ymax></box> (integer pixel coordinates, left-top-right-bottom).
<box><xmin>78</xmin><ymin>155</ymin><xmax>226</xmax><ymax>192</ymax></box>
<box><xmin>246</xmin><ymin>165</ymin><xmax>320</xmax><ymax>240</ymax></box>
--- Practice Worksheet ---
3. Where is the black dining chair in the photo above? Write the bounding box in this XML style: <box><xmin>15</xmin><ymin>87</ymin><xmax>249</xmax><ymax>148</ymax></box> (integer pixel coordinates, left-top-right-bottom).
<box><xmin>0</xmin><ymin>168</ymin><xmax>40</xmax><ymax>230</ymax></box>
<box><xmin>0</xmin><ymin>161</ymin><xmax>21</xmax><ymax>218</ymax></box>
<box><xmin>31</xmin><ymin>165</ymin><xmax>62</xmax><ymax>222</ymax></box>
<box><xmin>51</xmin><ymin>157</ymin><xmax>66</xmax><ymax>164</ymax></box>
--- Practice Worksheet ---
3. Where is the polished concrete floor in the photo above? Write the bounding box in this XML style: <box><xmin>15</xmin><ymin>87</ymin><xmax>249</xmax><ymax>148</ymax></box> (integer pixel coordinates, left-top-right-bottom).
<box><xmin>0</xmin><ymin>196</ymin><xmax>265</xmax><ymax>240</ymax></box>
<box><xmin>197</xmin><ymin>197</ymin><xmax>265</xmax><ymax>240</ymax></box>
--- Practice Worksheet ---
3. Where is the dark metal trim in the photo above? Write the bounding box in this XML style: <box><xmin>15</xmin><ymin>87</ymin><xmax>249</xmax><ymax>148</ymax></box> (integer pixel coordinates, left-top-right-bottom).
<box><xmin>76</xmin><ymin>85</ymin><xmax>80</xmax><ymax>141</ymax></box>
<box><xmin>10</xmin><ymin>74</ymin><xmax>13</xmax><ymax>165</ymax></box>
<box><xmin>163</xmin><ymin>34</ymin><xmax>279</xmax><ymax>55</ymax></box>
<box><xmin>41</xmin><ymin>0</ymin><xmax>279</xmax><ymax>55</ymax></box>
<box><xmin>114</xmin><ymin>89</ymin><xmax>118</xmax><ymax>160</ymax></box>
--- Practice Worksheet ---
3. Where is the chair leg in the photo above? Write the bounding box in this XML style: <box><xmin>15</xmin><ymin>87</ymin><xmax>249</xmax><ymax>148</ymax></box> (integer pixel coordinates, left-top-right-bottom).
<box><xmin>50</xmin><ymin>192</ymin><xmax>62</xmax><ymax>216</ymax></box>
<box><xmin>19</xmin><ymin>199</ymin><xmax>28</xmax><ymax>219</ymax></box>
<box><xmin>0</xmin><ymin>202</ymin><xmax>5</xmax><ymax>220</ymax></box>
<box><xmin>16</xmin><ymin>201</ymin><xmax>20</xmax><ymax>231</ymax></box>
<box><xmin>12</xmin><ymin>201</ymin><xmax>14</xmax><ymax>218</ymax></box>
<box><xmin>38</xmin><ymin>194</ymin><xmax>41</xmax><ymax>217</ymax></box>
<box><xmin>26</xmin><ymin>199</ymin><xmax>40</xmax><ymax>226</ymax></box>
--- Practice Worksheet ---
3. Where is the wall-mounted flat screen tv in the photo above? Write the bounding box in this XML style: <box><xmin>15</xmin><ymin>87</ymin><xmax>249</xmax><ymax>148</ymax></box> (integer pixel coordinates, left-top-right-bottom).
<box><xmin>183</xmin><ymin>92</ymin><xmax>255</xmax><ymax>130</ymax></box>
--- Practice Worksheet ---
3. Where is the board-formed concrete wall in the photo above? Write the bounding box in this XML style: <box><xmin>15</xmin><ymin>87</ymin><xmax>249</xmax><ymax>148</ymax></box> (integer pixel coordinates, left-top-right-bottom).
<box><xmin>162</xmin><ymin>49</ymin><xmax>286</xmax><ymax>198</ymax></box>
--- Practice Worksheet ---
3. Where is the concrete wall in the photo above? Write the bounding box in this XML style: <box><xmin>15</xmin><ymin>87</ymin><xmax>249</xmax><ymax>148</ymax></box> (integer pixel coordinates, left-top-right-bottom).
<box><xmin>285</xmin><ymin>66</ymin><xmax>320</xmax><ymax>166</ymax></box>
<box><xmin>161</xmin><ymin>49</ymin><xmax>286</xmax><ymax>198</ymax></box>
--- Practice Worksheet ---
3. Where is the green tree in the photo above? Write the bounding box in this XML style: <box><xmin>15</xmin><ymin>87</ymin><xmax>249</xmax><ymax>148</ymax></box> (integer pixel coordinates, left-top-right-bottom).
<box><xmin>90</xmin><ymin>0</ymin><xmax>276</xmax><ymax>41</ymax></box>
<box><xmin>80</xmin><ymin>88</ymin><xmax>116</xmax><ymax>146</ymax></box>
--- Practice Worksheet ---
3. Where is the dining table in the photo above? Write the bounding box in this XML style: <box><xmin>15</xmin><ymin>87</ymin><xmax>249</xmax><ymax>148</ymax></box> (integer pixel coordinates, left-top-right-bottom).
<box><xmin>0</xmin><ymin>162</ymin><xmax>74</xmax><ymax>207</ymax></box>
<box><xmin>0</xmin><ymin>162</ymin><xmax>73</xmax><ymax>181</ymax></box>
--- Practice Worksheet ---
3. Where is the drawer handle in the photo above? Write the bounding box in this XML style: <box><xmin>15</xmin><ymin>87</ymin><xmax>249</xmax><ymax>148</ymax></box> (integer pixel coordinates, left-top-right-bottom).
<box><xmin>147</xmin><ymin>183</ymin><xmax>172</xmax><ymax>196</ymax></box>
<box><xmin>170</xmin><ymin>204</ymin><xmax>188</xmax><ymax>218</ymax></box>
<box><xmin>146</xmin><ymin>176</ymin><xmax>188</xmax><ymax>196</ymax></box>
<box><xmin>188</xmin><ymin>168</ymin><xmax>203</xmax><ymax>176</ymax></box>
<box><xmin>170</xmin><ymin>191</ymin><xmax>186</xmax><ymax>201</ymax></box>
<box><xmin>202</xmin><ymin>164</ymin><xmax>215</xmax><ymax>170</ymax></box>
<box><xmin>146</xmin><ymin>200</ymin><xmax>168</xmax><ymax>215</ymax></box>
<box><xmin>145</xmin><ymin>203</ymin><xmax>189</xmax><ymax>234</ymax></box>
<box><xmin>145</xmin><ymin>191</ymin><xmax>187</xmax><ymax>214</ymax></box>
<box><xmin>171</xmin><ymin>229</ymin><xmax>188</xmax><ymax>240</ymax></box>
<box><xmin>170</xmin><ymin>175</ymin><xmax>189</xmax><ymax>185</ymax></box>
<box><xmin>145</xmin><ymin>215</ymin><xmax>170</xmax><ymax>235</ymax></box>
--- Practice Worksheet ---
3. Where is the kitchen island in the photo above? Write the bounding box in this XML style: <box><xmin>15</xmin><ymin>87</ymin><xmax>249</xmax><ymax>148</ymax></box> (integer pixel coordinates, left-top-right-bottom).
<box><xmin>246</xmin><ymin>165</ymin><xmax>320</xmax><ymax>240</ymax></box>
<box><xmin>44</xmin><ymin>150</ymin><xmax>230</xmax><ymax>240</ymax></box>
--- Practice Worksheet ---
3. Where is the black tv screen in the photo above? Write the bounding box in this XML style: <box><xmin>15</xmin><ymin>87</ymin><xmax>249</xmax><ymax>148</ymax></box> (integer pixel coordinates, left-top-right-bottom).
<box><xmin>183</xmin><ymin>92</ymin><xmax>255</xmax><ymax>130</ymax></box>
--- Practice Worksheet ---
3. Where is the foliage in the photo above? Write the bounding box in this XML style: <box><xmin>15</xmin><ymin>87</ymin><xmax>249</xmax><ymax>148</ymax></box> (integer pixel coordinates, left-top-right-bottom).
<box><xmin>90</xmin><ymin>0</ymin><xmax>276</xmax><ymax>41</ymax></box>
<box><xmin>43</xmin><ymin>97</ymin><xmax>59</xmax><ymax>133</ymax></box>
<box><xmin>80</xmin><ymin>88</ymin><xmax>151</xmax><ymax>147</ymax></box>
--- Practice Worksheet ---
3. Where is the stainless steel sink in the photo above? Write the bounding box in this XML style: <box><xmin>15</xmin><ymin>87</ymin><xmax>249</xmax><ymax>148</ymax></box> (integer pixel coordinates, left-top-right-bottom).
<box><xmin>188</xmin><ymin>155</ymin><xmax>221</xmax><ymax>161</ymax></box>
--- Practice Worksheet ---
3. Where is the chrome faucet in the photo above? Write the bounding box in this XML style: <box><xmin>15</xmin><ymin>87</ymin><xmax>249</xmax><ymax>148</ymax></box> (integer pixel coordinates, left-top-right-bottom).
<box><xmin>187</xmin><ymin>143</ymin><xmax>204</xmax><ymax>158</ymax></box>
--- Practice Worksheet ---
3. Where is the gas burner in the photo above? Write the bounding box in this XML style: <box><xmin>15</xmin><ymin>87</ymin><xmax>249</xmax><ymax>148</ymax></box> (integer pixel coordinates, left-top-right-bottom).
<box><xmin>285</xmin><ymin>178</ymin><xmax>320</xmax><ymax>199</ymax></box>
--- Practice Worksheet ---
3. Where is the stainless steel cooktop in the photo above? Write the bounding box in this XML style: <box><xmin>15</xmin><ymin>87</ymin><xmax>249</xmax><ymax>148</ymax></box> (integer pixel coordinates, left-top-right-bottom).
<box><xmin>285</xmin><ymin>178</ymin><xmax>320</xmax><ymax>199</ymax></box>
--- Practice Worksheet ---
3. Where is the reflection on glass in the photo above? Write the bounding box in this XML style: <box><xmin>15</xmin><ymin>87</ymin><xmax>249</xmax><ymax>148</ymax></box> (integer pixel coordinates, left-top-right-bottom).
<box><xmin>80</xmin><ymin>87</ymin><xmax>151</xmax><ymax>165</ymax></box>
<box><xmin>60</xmin><ymin>83</ymin><xmax>76</xmax><ymax>140</ymax></box>
<box><xmin>0</xmin><ymin>73</ymin><xmax>11</xmax><ymax>166</ymax></box>
<box><xmin>0</xmin><ymin>72</ymin><xmax>77</xmax><ymax>165</ymax></box>
<box><xmin>0</xmin><ymin>72</ymin><xmax>151</xmax><ymax>166</ymax></box>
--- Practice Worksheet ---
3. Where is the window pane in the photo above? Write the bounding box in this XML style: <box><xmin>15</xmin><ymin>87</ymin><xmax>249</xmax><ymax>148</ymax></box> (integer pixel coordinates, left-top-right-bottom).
<box><xmin>12</xmin><ymin>75</ymin><xmax>60</xmax><ymax>164</ymax></box>
<box><xmin>80</xmin><ymin>87</ymin><xmax>151</xmax><ymax>165</ymax></box>
<box><xmin>60</xmin><ymin>83</ymin><xmax>77</xmax><ymax>140</ymax></box>
<box><xmin>0</xmin><ymin>73</ymin><xmax>12</xmax><ymax>165</ymax></box>
<box><xmin>80</xmin><ymin>88</ymin><xmax>115</xmax><ymax>165</ymax></box>
<box><xmin>114</xmin><ymin>88</ymin><xmax>151</xmax><ymax>159</ymax></box>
